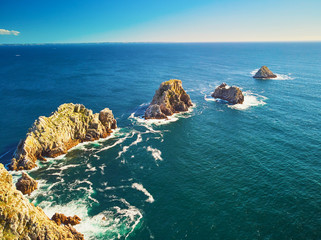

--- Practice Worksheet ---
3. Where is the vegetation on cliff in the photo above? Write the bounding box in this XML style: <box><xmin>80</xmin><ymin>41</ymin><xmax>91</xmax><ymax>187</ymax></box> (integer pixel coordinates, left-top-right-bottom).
<box><xmin>10</xmin><ymin>103</ymin><xmax>117</xmax><ymax>171</ymax></box>
<box><xmin>0</xmin><ymin>164</ymin><xmax>84</xmax><ymax>240</ymax></box>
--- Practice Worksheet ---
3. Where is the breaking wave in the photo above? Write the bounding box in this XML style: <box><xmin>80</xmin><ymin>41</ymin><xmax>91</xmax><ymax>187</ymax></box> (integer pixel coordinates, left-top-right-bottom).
<box><xmin>132</xmin><ymin>183</ymin><xmax>155</xmax><ymax>203</ymax></box>
<box><xmin>228</xmin><ymin>91</ymin><xmax>267</xmax><ymax>110</ymax></box>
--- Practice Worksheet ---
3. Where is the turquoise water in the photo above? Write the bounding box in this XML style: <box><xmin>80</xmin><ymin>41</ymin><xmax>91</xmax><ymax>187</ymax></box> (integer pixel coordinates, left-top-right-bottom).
<box><xmin>1</xmin><ymin>43</ymin><xmax>321</xmax><ymax>239</ymax></box>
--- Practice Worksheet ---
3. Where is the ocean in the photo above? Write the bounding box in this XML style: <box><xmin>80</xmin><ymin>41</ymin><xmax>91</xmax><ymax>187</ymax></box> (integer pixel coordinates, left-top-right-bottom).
<box><xmin>1</xmin><ymin>42</ymin><xmax>321</xmax><ymax>239</ymax></box>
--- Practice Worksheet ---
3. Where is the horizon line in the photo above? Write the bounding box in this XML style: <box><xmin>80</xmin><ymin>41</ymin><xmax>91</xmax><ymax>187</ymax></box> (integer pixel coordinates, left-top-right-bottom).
<box><xmin>1</xmin><ymin>40</ymin><xmax>321</xmax><ymax>45</ymax></box>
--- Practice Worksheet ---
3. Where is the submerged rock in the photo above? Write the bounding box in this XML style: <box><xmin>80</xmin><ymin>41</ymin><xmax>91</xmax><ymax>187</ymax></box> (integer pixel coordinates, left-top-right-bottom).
<box><xmin>15</xmin><ymin>172</ymin><xmax>38</xmax><ymax>195</ymax></box>
<box><xmin>51</xmin><ymin>213</ymin><xmax>81</xmax><ymax>226</ymax></box>
<box><xmin>211</xmin><ymin>83</ymin><xmax>244</xmax><ymax>104</ymax></box>
<box><xmin>10</xmin><ymin>103</ymin><xmax>117</xmax><ymax>171</ymax></box>
<box><xmin>0</xmin><ymin>164</ymin><xmax>84</xmax><ymax>240</ymax></box>
<box><xmin>253</xmin><ymin>66</ymin><xmax>277</xmax><ymax>79</ymax></box>
<box><xmin>144</xmin><ymin>79</ymin><xmax>193</xmax><ymax>119</ymax></box>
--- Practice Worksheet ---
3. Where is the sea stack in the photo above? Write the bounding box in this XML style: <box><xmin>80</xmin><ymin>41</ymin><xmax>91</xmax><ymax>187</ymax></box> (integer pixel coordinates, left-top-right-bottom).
<box><xmin>144</xmin><ymin>79</ymin><xmax>193</xmax><ymax>119</ymax></box>
<box><xmin>10</xmin><ymin>103</ymin><xmax>117</xmax><ymax>171</ymax></box>
<box><xmin>16</xmin><ymin>172</ymin><xmax>38</xmax><ymax>195</ymax></box>
<box><xmin>212</xmin><ymin>83</ymin><xmax>244</xmax><ymax>104</ymax></box>
<box><xmin>0</xmin><ymin>164</ymin><xmax>84</xmax><ymax>239</ymax></box>
<box><xmin>253</xmin><ymin>66</ymin><xmax>277</xmax><ymax>79</ymax></box>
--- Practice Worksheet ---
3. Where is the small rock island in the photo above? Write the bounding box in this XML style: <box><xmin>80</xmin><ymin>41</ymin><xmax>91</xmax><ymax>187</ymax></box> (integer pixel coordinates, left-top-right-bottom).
<box><xmin>253</xmin><ymin>66</ymin><xmax>277</xmax><ymax>79</ymax></box>
<box><xmin>144</xmin><ymin>79</ymin><xmax>193</xmax><ymax>119</ymax></box>
<box><xmin>212</xmin><ymin>83</ymin><xmax>244</xmax><ymax>104</ymax></box>
<box><xmin>10</xmin><ymin>103</ymin><xmax>117</xmax><ymax>171</ymax></box>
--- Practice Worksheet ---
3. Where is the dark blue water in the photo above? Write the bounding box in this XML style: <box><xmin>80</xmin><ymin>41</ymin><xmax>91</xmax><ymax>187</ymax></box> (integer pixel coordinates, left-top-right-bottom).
<box><xmin>1</xmin><ymin>43</ymin><xmax>321</xmax><ymax>239</ymax></box>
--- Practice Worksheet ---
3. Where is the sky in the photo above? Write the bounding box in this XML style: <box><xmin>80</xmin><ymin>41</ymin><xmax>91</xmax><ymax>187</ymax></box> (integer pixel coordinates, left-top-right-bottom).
<box><xmin>0</xmin><ymin>0</ymin><xmax>321</xmax><ymax>44</ymax></box>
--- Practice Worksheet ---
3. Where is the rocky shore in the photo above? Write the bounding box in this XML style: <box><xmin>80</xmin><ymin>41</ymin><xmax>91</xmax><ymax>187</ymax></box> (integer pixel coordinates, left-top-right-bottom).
<box><xmin>9</xmin><ymin>103</ymin><xmax>117</xmax><ymax>171</ymax></box>
<box><xmin>253</xmin><ymin>66</ymin><xmax>277</xmax><ymax>79</ymax></box>
<box><xmin>212</xmin><ymin>83</ymin><xmax>244</xmax><ymax>104</ymax></box>
<box><xmin>0</xmin><ymin>164</ymin><xmax>84</xmax><ymax>240</ymax></box>
<box><xmin>144</xmin><ymin>79</ymin><xmax>193</xmax><ymax>119</ymax></box>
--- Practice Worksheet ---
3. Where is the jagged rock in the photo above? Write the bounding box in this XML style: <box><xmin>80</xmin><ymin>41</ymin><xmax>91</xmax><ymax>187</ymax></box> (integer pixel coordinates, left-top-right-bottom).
<box><xmin>211</xmin><ymin>83</ymin><xmax>244</xmax><ymax>104</ymax></box>
<box><xmin>0</xmin><ymin>164</ymin><xmax>84</xmax><ymax>240</ymax></box>
<box><xmin>144</xmin><ymin>79</ymin><xmax>193</xmax><ymax>119</ymax></box>
<box><xmin>253</xmin><ymin>66</ymin><xmax>277</xmax><ymax>79</ymax></box>
<box><xmin>51</xmin><ymin>213</ymin><xmax>81</xmax><ymax>226</ymax></box>
<box><xmin>15</xmin><ymin>172</ymin><xmax>38</xmax><ymax>195</ymax></box>
<box><xmin>10</xmin><ymin>103</ymin><xmax>117</xmax><ymax>171</ymax></box>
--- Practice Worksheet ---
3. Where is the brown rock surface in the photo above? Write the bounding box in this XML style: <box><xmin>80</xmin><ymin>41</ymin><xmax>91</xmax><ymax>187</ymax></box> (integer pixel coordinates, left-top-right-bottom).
<box><xmin>9</xmin><ymin>103</ymin><xmax>117</xmax><ymax>171</ymax></box>
<box><xmin>0</xmin><ymin>164</ymin><xmax>84</xmax><ymax>240</ymax></box>
<box><xmin>15</xmin><ymin>172</ymin><xmax>38</xmax><ymax>195</ymax></box>
<box><xmin>211</xmin><ymin>83</ymin><xmax>244</xmax><ymax>104</ymax></box>
<box><xmin>144</xmin><ymin>79</ymin><xmax>193</xmax><ymax>119</ymax></box>
<box><xmin>253</xmin><ymin>66</ymin><xmax>277</xmax><ymax>79</ymax></box>
<box><xmin>51</xmin><ymin>213</ymin><xmax>81</xmax><ymax>226</ymax></box>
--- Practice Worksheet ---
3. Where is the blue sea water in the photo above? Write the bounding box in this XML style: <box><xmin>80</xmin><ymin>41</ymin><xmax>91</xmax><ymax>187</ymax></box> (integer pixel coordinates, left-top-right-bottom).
<box><xmin>1</xmin><ymin>42</ymin><xmax>321</xmax><ymax>239</ymax></box>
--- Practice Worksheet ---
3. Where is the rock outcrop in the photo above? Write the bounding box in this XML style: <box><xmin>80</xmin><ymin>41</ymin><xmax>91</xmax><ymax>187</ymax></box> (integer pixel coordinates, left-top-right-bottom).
<box><xmin>51</xmin><ymin>213</ymin><xmax>81</xmax><ymax>226</ymax></box>
<box><xmin>15</xmin><ymin>172</ymin><xmax>38</xmax><ymax>195</ymax></box>
<box><xmin>211</xmin><ymin>83</ymin><xmax>244</xmax><ymax>104</ymax></box>
<box><xmin>253</xmin><ymin>66</ymin><xmax>277</xmax><ymax>79</ymax></box>
<box><xmin>144</xmin><ymin>79</ymin><xmax>193</xmax><ymax>119</ymax></box>
<box><xmin>10</xmin><ymin>103</ymin><xmax>117</xmax><ymax>171</ymax></box>
<box><xmin>0</xmin><ymin>164</ymin><xmax>84</xmax><ymax>240</ymax></box>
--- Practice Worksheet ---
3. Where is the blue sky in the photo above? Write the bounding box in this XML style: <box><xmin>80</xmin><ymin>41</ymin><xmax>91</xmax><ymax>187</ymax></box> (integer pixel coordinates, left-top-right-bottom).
<box><xmin>1</xmin><ymin>0</ymin><xmax>321</xmax><ymax>43</ymax></box>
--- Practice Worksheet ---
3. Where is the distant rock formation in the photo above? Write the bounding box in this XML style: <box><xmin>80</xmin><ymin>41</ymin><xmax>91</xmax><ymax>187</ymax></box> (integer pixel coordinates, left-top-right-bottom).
<box><xmin>15</xmin><ymin>172</ymin><xmax>38</xmax><ymax>195</ymax></box>
<box><xmin>253</xmin><ymin>66</ymin><xmax>277</xmax><ymax>79</ymax></box>
<box><xmin>10</xmin><ymin>103</ymin><xmax>117</xmax><ymax>171</ymax></box>
<box><xmin>51</xmin><ymin>213</ymin><xmax>81</xmax><ymax>226</ymax></box>
<box><xmin>211</xmin><ymin>83</ymin><xmax>244</xmax><ymax>104</ymax></box>
<box><xmin>0</xmin><ymin>164</ymin><xmax>84</xmax><ymax>240</ymax></box>
<box><xmin>144</xmin><ymin>79</ymin><xmax>193</xmax><ymax>119</ymax></box>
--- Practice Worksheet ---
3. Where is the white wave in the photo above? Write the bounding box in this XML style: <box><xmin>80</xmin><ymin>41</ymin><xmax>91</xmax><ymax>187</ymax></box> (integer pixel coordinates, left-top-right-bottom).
<box><xmin>146</xmin><ymin>146</ymin><xmax>163</xmax><ymax>162</ymax></box>
<box><xmin>228</xmin><ymin>91</ymin><xmax>267</xmax><ymax>110</ymax></box>
<box><xmin>85</xmin><ymin>163</ymin><xmax>96</xmax><ymax>172</ymax></box>
<box><xmin>96</xmin><ymin>131</ymin><xmax>131</xmax><ymax>154</ymax></box>
<box><xmin>250</xmin><ymin>69</ymin><xmax>259</xmax><ymax>75</ymax></box>
<box><xmin>67</xmin><ymin>128</ymin><xmax>120</xmax><ymax>152</ymax></box>
<box><xmin>274</xmin><ymin>73</ymin><xmax>294</xmax><ymax>80</ymax></box>
<box><xmin>129</xmin><ymin>104</ymin><xmax>195</xmax><ymax>134</ymax></box>
<box><xmin>204</xmin><ymin>94</ymin><xmax>215</xmax><ymax>102</ymax></box>
<box><xmin>116</xmin><ymin>133</ymin><xmax>143</xmax><ymax>159</ymax></box>
<box><xmin>59</xmin><ymin>164</ymin><xmax>79</xmax><ymax>171</ymax></box>
<box><xmin>132</xmin><ymin>183</ymin><xmax>154</xmax><ymax>203</ymax></box>
<box><xmin>38</xmin><ymin>198</ymin><xmax>142</xmax><ymax>240</ymax></box>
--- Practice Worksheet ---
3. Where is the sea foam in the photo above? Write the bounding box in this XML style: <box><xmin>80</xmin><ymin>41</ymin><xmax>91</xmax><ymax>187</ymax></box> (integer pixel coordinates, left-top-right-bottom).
<box><xmin>228</xmin><ymin>91</ymin><xmax>267</xmax><ymax>110</ymax></box>
<box><xmin>146</xmin><ymin>146</ymin><xmax>163</xmax><ymax>162</ymax></box>
<box><xmin>132</xmin><ymin>183</ymin><xmax>155</xmax><ymax>203</ymax></box>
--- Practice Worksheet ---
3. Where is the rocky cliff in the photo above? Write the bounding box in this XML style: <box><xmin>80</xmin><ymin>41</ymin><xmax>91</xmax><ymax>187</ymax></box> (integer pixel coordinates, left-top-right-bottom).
<box><xmin>10</xmin><ymin>103</ymin><xmax>117</xmax><ymax>171</ymax></box>
<box><xmin>0</xmin><ymin>164</ymin><xmax>84</xmax><ymax>240</ymax></box>
<box><xmin>144</xmin><ymin>79</ymin><xmax>193</xmax><ymax>119</ymax></box>
<box><xmin>212</xmin><ymin>83</ymin><xmax>244</xmax><ymax>104</ymax></box>
<box><xmin>253</xmin><ymin>66</ymin><xmax>277</xmax><ymax>79</ymax></box>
